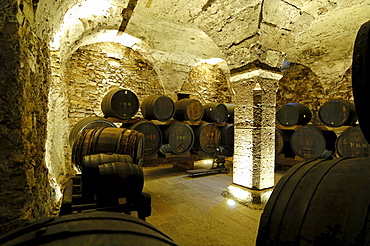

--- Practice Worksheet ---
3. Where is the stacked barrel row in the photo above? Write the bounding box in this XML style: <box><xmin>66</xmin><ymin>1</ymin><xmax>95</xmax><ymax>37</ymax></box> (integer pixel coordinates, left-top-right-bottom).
<box><xmin>276</xmin><ymin>99</ymin><xmax>370</xmax><ymax>160</ymax></box>
<box><xmin>70</xmin><ymin>89</ymin><xmax>235</xmax><ymax>168</ymax></box>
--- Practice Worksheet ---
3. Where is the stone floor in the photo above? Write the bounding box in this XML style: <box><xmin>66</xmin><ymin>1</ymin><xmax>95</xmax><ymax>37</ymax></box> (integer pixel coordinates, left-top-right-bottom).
<box><xmin>142</xmin><ymin>160</ymin><xmax>286</xmax><ymax>246</ymax></box>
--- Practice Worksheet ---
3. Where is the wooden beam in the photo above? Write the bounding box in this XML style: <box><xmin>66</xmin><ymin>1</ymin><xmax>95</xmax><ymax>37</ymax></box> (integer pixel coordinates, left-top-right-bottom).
<box><xmin>117</xmin><ymin>0</ymin><xmax>138</xmax><ymax>36</ymax></box>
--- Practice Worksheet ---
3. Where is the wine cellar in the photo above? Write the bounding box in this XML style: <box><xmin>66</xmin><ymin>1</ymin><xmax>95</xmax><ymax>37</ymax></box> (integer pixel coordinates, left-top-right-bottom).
<box><xmin>0</xmin><ymin>0</ymin><xmax>369</xmax><ymax>245</ymax></box>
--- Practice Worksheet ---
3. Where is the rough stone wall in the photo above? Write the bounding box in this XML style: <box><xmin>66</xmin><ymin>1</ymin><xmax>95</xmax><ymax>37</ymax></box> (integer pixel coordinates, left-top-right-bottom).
<box><xmin>277</xmin><ymin>63</ymin><xmax>353</xmax><ymax>124</ymax></box>
<box><xmin>181</xmin><ymin>62</ymin><xmax>233</xmax><ymax>104</ymax></box>
<box><xmin>0</xmin><ymin>0</ymin><xmax>55</xmax><ymax>234</ymax></box>
<box><xmin>65</xmin><ymin>42</ymin><xmax>164</xmax><ymax>126</ymax></box>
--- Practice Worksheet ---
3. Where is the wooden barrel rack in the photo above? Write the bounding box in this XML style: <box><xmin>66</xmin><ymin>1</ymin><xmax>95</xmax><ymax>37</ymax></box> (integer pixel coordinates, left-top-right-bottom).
<box><xmin>105</xmin><ymin>117</ymin><xmax>229</xmax><ymax>170</ymax></box>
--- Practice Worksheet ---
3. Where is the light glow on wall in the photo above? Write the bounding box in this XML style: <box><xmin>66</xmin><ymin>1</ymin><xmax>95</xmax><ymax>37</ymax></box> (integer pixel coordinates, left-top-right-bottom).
<box><xmin>50</xmin><ymin>0</ymin><xmax>119</xmax><ymax>50</ymax></box>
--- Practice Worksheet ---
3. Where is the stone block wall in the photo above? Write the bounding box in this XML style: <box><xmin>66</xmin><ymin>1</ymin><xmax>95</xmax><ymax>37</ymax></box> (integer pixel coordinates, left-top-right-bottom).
<box><xmin>65</xmin><ymin>42</ymin><xmax>164</xmax><ymax>127</ymax></box>
<box><xmin>0</xmin><ymin>0</ymin><xmax>56</xmax><ymax>234</ymax></box>
<box><xmin>181</xmin><ymin>62</ymin><xmax>233</xmax><ymax>104</ymax></box>
<box><xmin>277</xmin><ymin>63</ymin><xmax>353</xmax><ymax>124</ymax></box>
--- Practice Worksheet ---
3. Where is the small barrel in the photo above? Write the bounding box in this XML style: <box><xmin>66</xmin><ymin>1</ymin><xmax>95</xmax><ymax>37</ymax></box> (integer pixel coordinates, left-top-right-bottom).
<box><xmin>193</xmin><ymin>123</ymin><xmax>221</xmax><ymax>153</ymax></box>
<box><xmin>141</xmin><ymin>95</ymin><xmax>175</xmax><ymax>122</ymax></box>
<box><xmin>202</xmin><ymin>103</ymin><xmax>228</xmax><ymax>124</ymax></box>
<box><xmin>290</xmin><ymin>125</ymin><xmax>337</xmax><ymax>159</ymax></box>
<box><xmin>160</xmin><ymin>121</ymin><xmax>195</xmax><ymax>155</ymax></box>
<box><xmin>318</xmin><ymin>99</ymin><xmax>357</xmax><ymax>127</ymax></box>
<box><xmin>69</xmin><ymin>116</ymin><xmax>116</xmax><ymax>146</ymax></box>
<box><xmin>72</xmin><ymin>127</ymin><xmax>144</xmax><ymax>170</ymax></box>
<box><xmin>97</xmin><ymin>162</ymin><xmax>144</xmax><ymax>205</ymax></box>
<box><xmin>336</xmin><ymin>126</ymin><xmax>370</xmax><ymax>157</ymax></box>
<box><xmin>275</xmin><ymin>128</ymin><xmax>294</xmax><ymax>156</ymax></box>
<box><xmin>257</xmin><ymin>158</ymin><xmax>370</xmax><ymax>246</ymax></box>
<box><xmin>81</xmin><ymin>154</ymin><xmax>134</xmax><ymax>202</ymax></box>
<box><xmin>128</xmin><ymin>119</ymin><xmax>162</xmax><ymax>158</ymax></box>
<box><xmin>174</xmin><ymin>98</ymin><xmax>204</xmax><ymax>122</ymax></box>
<box><xmin>0</xmin><ymin>211</ymin><xmax>177</xmax><ymax>245</ymax></box>
<box><xmin>101</xmin><ymin>89</ymin><xmax>139</xmax><ymax>119</ymax></box>
<box><xmin>225</xmin><ymin>103</ymin><xmax>235</xmax><ymax>123</ymax></box>
<box><xmin>219</xmin><ymin>124</ymin><xmax>234</xmax><ymax>151</ymax></box>
<box><xmin>276</xmin><ymin>103</ymin><xmax>312</xmax><ymax>127</ymax></box>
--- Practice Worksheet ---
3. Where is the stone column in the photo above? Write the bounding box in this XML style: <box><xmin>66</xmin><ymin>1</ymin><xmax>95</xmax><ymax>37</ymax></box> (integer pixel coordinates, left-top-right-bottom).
<box><xmin>225</xmin><ymin>69</ymin><xmax>282</xmax><ymax>208</ymax></box>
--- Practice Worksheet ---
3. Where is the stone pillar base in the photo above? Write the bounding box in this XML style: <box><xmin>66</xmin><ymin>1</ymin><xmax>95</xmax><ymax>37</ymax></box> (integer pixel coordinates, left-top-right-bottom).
<box><xmin>222</xmin><ymin>183</ymin><xmax>274</xmax><ymax>210</ymax></box>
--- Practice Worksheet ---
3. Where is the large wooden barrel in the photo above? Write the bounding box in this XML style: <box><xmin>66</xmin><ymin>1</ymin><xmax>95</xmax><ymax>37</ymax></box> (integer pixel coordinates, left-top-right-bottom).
<box><xmin>174</xmin><ymin>98</ymin><xmax>204</xmax><ymax>122</ymax></box>
<box><xmin>352</xmin><ymin>21</ymin><xmax>370</xmax><ymax>144</ymax></box>
<box><xmin>275</xmin><ymin>128</ymin><xmax>294</xmax><ymax>156</ymax></box>
<box><xmin>128</xmin><ymin>119</ymin><xmax>162</xmax><ymax>158</ymax></box>
<box><xmin>225</xmin><ymin>103</ymin><xmax>235</xmax><ymax>123</ymax></box>
<box><xmin>290</xmin><ymin>125</ymin><xmax>337</xmax><ymax>159</ymax></box>
<box><xmin>0</xmin><ymin>211</ymin><xmax>177</xmax><ymax>245</ymax></box>
<box><xmin>101</xmin><ymin>89</ymin><xmax>139</xmax><ymax>119</ymax></box>
<box><xmin>276</xmin><ymin>103</ymin><xmax>312</xmax><ymax>127</ymax></box>
<box><xmin>336</xmin><ymin>126</ymin><xmax>370</xmax><ymax>157</ymax></box>
<box><xmin>318</xmin><ymin>99</ymin><xmax>357</xmax><ymax>127</ymax></box>
<box><xmin>72</xmin><ymin>127</ymin><xmax>144</xmax><ymax>170</ymax></box>
<box><xmin>193</xmin><ymin>123</ymin><xmax>221</xmax><ymax>153</ymax></box>
<box><xmin>257</xmin><ymin>157</ymin><xmax>370</xmax><ymax>246</ymax></box>
<box><xmin>160</xmin><ymin>121</ymin><xmax>195</xmax><ymax>155</ymax></box>
<box><xmin>141</xmin><ymin>95</ymin><xmax>175</xmax><ymax>122</ymax></box>
<box><xmin>202</xmin><ymin>102</ymin><xmax>228</xmax><ymax>124</ymax></box>
<box><xmin>69</xmin><ymin>116</ymin><xmax>116</xmax><ymax>146</ymax></box>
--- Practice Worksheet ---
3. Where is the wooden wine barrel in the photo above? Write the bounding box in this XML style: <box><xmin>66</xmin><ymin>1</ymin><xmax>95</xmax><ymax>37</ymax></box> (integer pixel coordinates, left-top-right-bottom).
<box><xmin>335</xmin><ymin>126</ymin><xmax>370</xmax><ymax>158</ymax></box>
<box><xmin>82</xmin><ymin>153</ymin><xmax>133</xmax><ymax>167</ymax></box>
<box><xmin>101</xmin><ymin>88</ymin><xmax>139</xmax><ymax>119</ymax></box>
<box><xmin>225</xmin><ymin>103</ymin><xmax>235</xmax><ymax>123</ymax></box>
<box><xmin>81</xmin><ymin>156</ymin><xmax>138</xmax><ymax>203</ymax></box>
<box><xmin>290</xmin><ymin>125</ymin><xmax>337</xmax><ymax>159</ymax></box>
<box><xmin>72</xmin><ymin>127</ymin><xmax>144</xmax><ymax>170</ymax></box>
<box><xmin>128</xmin><ymin>119</ymin><xmax>162</xmax><ymax>158</ymax></box>
<box><xmin>257</xmin><ymin>157</ymin><xmax>370</xmax><ymax>246</ymax></box>
<box><xmin>318</xmin><ymin>99</ymin><xmax>357</xmax><ymax>127</ymax></box>
<box><xmin>85</xmin><ymin>161</ymin><xmax>144</xmax><ymax>205</ymax></box>
<box><xmin>141</xmin><ymin>95</ymin><xmax>175</xmax><ymax>122</ymax></box>
<box><xmin>219</xmin><ymin>124</ymin><xmax>234</xmax><ymax>151</ymax></box>
<box><xmin>276</xmin><ymin>103</ymin><xmax>312</xmax><ymax>127</ymax></box>
<box><xmin>352</xmin><ymin>21</ymin><xmax>370</xmax><ymax>144</ymax></box>
<box><xmin>160</xmin><ymin>121</ymin><xmax>195</xmax><ymax>155</ymax></box>
<box><xmin>202</xmin><ymin>102</ymin><xmax>228</xmax><ymax>124</ymax></box>
<box><xmin>193</xmin><ymin>123</ymin><xmax>221</xmax><ymax>153</ymax></box>
<box><xmin>174</xmin><ymin>98</ymin><xmax>204</xmax><ymax>122</ymax></box>
<box><xmin>275</xmin><ymin>128</ymin><xmax>294</xmax><ymax>156</ymax></box>
<box><xmin>69</xmin><ymin>116</ymin><xmax>116</xmax><ymax>146</ymax></box>
<box><xmin>0</xmin><ymin>211</ymin><xmax>177</xmax><ymax>245</ymax></box>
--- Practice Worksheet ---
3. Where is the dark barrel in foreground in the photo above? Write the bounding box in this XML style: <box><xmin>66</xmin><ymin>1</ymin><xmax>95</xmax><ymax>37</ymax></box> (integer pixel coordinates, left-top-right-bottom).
<box><xmin>257</xmin><ymin>157</ymin><xmax>370</xmax><ymax>246</ymax></box>
<box><xmin>0</xmin><ymin>211</ymin><xmax>178</xmax><ymax>246</ymax></box>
